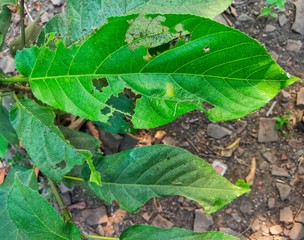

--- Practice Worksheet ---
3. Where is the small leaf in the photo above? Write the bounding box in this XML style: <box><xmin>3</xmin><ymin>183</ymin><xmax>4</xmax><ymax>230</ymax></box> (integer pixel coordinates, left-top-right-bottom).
<box><xmin>0</xmin><ymin>5</ymin><xmax>11</xmax><ymax>50</ymax></box>
<box><xmin>7</xmin><ymin>175</ymin><xmax>81</xmax><ymax>240</ymax></box>
<box><xmin>87</xmin><ymin>145</ymin><xmax>249</xmax><ymax>213</ymax></box>
<box><xmin>121</xmin><ymin>225</ymin><xmax>239</xmax><ymax>240</ymax></box>
<box><xmin>59</xmin><ymin>126</ymin><xmax>101</xmax><ymax>153</ymax></box>
<box><xmin>9</xmin><ymin>99</ymin><xmax>91</xmax><ymax>182</ymax></box>
<box><xmin>86</xmin><ymin>157</ymin><xmax>102</xmax><ymax>186</ymax></box>
<box><xmin>260</xmin><ymin>7</ymin><xmax>271</xmax><ymax>16</ymax></box>
<box><xmin>0</xmin><ymin>104</ymin><xmax>18</xmax><ymax>145</ymax></box>
<box><xmin>38</xmin><ymin>0</ymin><xmax>234</xmax><ymax>45</ymax></box>
<box><xmin>16</xmin><ymin>15</ymin><xmax>298</xmax><ymax>129</ymax></box>
<box><xmin>0</xmin><ymin>166</ymin><xmax>37</xmax><ymax>240</ymax></box>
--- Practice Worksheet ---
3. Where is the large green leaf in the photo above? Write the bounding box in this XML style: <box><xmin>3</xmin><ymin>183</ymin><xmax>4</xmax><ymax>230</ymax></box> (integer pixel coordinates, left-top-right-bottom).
<box><xmin>121</xmin><ymin>225</ymin><xmax>239</xmax><ymax>240</ymax></box>
<box><xmin>38</xmin><ymin>0</ymin><xmax>233</xmax><ymax>44</ymax></box>
<box><xmin>87</xmin><ymin>145</ymin><xmax>249</xmax><ymax>214</ymax></box>
<box><xmin>0</xmin><ymin>104</ymin><xmax>18</xmax><ymax>145</ymax></box>
<box><xmin>0</xmin><ymin>134</ymin><xmax>8</xmax><ymax>158</ymax></box>
<box><xmin>16</xmin><ymin>15</ymin><xmax>297</xmax><ymax>129</ymax></box>
<box><xmin>9</xmin><ymin>99</ymin><xmax>91</xmax><ymax>182</ymax></box>
<box><xmin>0</xmin><ymin>167</ymin><xmax>37</xmax><ymax>240</ymax></box>
<box><xmin>0</xmin><ymin>5</ymin><xmax>11</xmax><ymax>50</ymax></box>
<box><xmin>7</xmin><ymin>175</ymin><xmax>81</xmax><ymax>240</ymax></box>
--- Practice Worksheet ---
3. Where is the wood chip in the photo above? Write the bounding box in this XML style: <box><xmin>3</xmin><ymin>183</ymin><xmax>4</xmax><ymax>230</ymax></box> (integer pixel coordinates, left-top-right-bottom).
<box><xmin>230</xmin><ymin>6</ymin><xmax>238</xmax><ymax>17</ymax></box>
<box><xmin>246</xmin><ymin>157</ymin><xmax>256</xmax><ymax>185</ymax></box>
<box><xmin>86</xmin><ymin>121</ymin><xmax>100</xmax><ymax>140</ymax></box>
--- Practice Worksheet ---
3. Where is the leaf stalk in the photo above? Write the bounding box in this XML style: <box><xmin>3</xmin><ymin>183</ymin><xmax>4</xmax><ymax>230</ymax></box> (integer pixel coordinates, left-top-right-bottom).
<box><xmin>83</xmin><ymin>234</ymin><xmax>119</xmax><ymax>240</ymax></box>
<box><xmin>20</xmin><ymin>0</ymin><xmax>26</xmax><ymax>48</ymax></box>
<box><xmin>49</xmin><ymin>179</ymin><xmax>74</xmax><ymax>223</ymax></box>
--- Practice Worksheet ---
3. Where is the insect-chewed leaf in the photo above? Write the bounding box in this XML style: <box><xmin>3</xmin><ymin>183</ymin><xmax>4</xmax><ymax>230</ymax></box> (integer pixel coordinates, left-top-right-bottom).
<box><xmin>16</xmin><ymin>14</ymin><xmax>298</xmax><ymax>129</ymax></box>
<box><xmin>121</xmin><ymin>225</ymin><xmax>239</xmax><ymax>240</ymax></box>
<box><xmin>86</xmin><ymin>145</ymin><xmax>249</xmax><ymax>213</ymax></box>
<box><xmin>9</xmin><ymin>99</ymin><xmax>91</xmax><ymax>182</ymax></box>
<box><xmin>38</xmin><ymin>0</ymin><xmax>234</xmax><ymax>44</ymax></box>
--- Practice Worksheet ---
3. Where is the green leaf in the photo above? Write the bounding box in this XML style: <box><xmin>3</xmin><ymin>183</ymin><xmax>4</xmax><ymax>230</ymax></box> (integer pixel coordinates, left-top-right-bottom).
<box><xmin>9</xmin><ymin>99</ymin><xmax>91</xmax><ymax>182</ymax></box>
<box><xmin>86</xmin><ymin>157</ymin><xmax>102</xmax><ymax>186</ymax></box>
<box><xmin>38</xmin><ymin>0</ymin><xmax>233</xmax><ymax>45</ymax></box>
<box><xmin>0</xmin><ymin>104</ymin><xmax>18</xmax><ymax>145</ymax></box>
<box><xmin>0</xmin><ymin>134</ymin><xmax>8</xmax><ymax>158</ymax></box>
<box><xmin>0</xmin><ymin>5</ymin><xmax>11</xmax><ymax>50</ymax></box>
<box><xmin>7</xmin><ymin>175</ymin><xmax>81</xmax><ymax>240</ymax></box>
<box><xmin>0</xmin><ymin>0</ymin><xmax>16</xmax><ymax>7</ymax></box>
<box><xmin>260</xmin><ymin>7</ymin><xmax>272</xmax><ymax>16</ymax></box>
<box><xmin>59</xmin><ymin>126</ymin><xmax>101</xmax><ymax>153</ymax></box>
<box><xmin>87</xmin><ymin>145</ymin><xmax>249</xmax><ymax>213</ymax></box>
<box><xmin>16</xmin><ymin>15</ymin><xmax>298</xmax><ymax>129</ymax></box>
<box><xmin>0</xmin><ymin>166</ymin><xmax>37</xmax><ymax>240</ymax></box>
<box><xmin>121</xmin><ymin>225</ymin><xmax>239</xmax><ymax>240</ymax></box>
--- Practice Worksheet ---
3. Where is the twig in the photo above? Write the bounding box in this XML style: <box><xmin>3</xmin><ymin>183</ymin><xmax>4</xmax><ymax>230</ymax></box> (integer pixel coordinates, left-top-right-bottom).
<box><xmin>24</xmin><ymin>3</ymin><xmax>33</xmax><ymax>22</ymax></box>
<box><xmin>12</xmin><ymin>84</ymin><xmax>31</xmax><ymax>91</ymax></box>
<box><xmin>49</xmin><ymin>179</ymin><xmax>74</xmax><ymax>223</ymax></box>
<box><xmin>266</xmin><ymin>100</ymin><xmax>277</xmax><ymax>117</ymax></box>
<box><xmin>20</xmin><ymin>0</ymin><xmax>26</xmax><ymax>48</ymax></box>
<box><xmin>68</xmin><ymin>117</ymin><xmax>86</xmax><ymax>130</ymax></box>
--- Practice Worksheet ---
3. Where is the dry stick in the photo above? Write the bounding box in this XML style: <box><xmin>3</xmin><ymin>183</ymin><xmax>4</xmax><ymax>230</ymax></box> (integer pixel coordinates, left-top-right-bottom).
<box><xmin>20</xmin><ymin>0</ymin><xmax>26</xmax><ymax>48</ymax></box>
<box><xmin>49</xmin><ymin>179</ymin><xmax>74</xmax><ymax>223</ymax></box>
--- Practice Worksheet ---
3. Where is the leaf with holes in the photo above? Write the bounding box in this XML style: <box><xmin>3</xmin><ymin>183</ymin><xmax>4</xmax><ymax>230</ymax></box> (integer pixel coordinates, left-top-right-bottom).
<box><xmin>16</xmin><ymin>14</ymin><xmax>298</xmax><ymax>129</ymax></box>
<box><xmin>9</xmin><ymin>99</ymin><xmax>91</xmax><ymax>182</ymax></box>
<box><xmin>121</xmin><ymin>225</ymin><xmax>239</xmax><ymax>240</ymax></box>
<box><xmin>0</xmin><ymin>166</ymin><xmax>37</xmax><ymax>240</ymax></box>
<box><xmin>38</xmin><ymin>0</ymin><xmax>233</xmax><ymax>44</ymax></box>
<box><xmin>7</xmin><ymin>175</ymin><xmax>81</xmax><ymax>240</ymax></box>
<box><xmin>86</xmin><ymin>145</ymin><xmax>249</xmax><ymax>213</ymax></box>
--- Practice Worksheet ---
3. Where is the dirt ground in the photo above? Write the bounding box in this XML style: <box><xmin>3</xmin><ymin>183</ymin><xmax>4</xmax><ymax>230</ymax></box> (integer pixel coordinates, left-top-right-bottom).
<box><xmin>1</xmin><ymin>1</ymin><xmax>304</xmax><ymax>240</ymax></box>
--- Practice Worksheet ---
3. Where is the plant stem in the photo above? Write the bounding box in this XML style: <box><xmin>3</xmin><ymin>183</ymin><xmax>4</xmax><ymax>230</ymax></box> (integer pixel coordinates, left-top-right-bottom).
<box><xmin>0</xmin><ymin>76</ymin><xmax>28</xmax><ymax>83</ymax></box>
<box><xmin>0</xmin><ymin>92</ymin><xmax>15</xmax><ymax>97</ymax></box>
<box><xmin>49</xmin><ymin>179</ymin><xmax>74</xmax><ymax>223</ymax></box>
<box><xmin>20</xmin><ymin>0</ymin><xmax>26</xmax><ymax>48</ymax></box>
<box><xmin>63</xmin><ymin>175</ymin><xmax>85</xmax><ymax>181</ymax></box>
<box><xmin>83</xmin><ymin>234</ymin><xmax>119</xmax><ymax>240</ymax></box>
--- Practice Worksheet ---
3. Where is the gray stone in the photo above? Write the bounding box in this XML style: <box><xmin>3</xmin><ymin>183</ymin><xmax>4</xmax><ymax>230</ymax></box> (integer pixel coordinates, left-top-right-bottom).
<box><xmin>279</xmin><ymin>15</ymin><xmax>288</xmax><ymax>27</ymax></box>
<box><xmin>231</xmin><ymin>212</ymin><xmax>242</xmax><ymax>223</ymax></box>
<box><xmin>276</xmin><ymin>183</ymin><xmax>291</xmax><ymax>201</ymax></box>
<box><xmin>271</xmin><ymin>166</ymin><xmax>290</xmax><ymax>177</ymax></box>
<box><xmin>51</xmin><ymin>0</ymin><xmax>64</xmax><ymax>6</ymax></box>
<box><xmin>260</xmin><ymin>161</ymin><xmax>270</xmax><ymax>172</ymax></box>
<box><xmin>237</xmin><ymin>13</ymin><xmax>254</xmax><ymax>22</ymax></box>
<box><xmin>287</xmin><ymin>40</ymin><xmax>302</xmax><ymax>53</ymax></box>
<box><xmin>0</xmin><ymin>55</ymin><xmax>15</xmax><ymax>73</ymax></box>
<box><xmin>152</xmin><ymin>214</ymin><xmax>174</xmax><ymax>228</ymax></box>
<box><xmin>193</xmin><ymin>209</ymin><xmax>214</xmax><ymax>232</ymax></box>
<box><xmin>295</xmin><ymin>211</ymin><xmax>304</xmax><ymax>224</ymax></box>
<box><xmin>214</xmin><ymin>14</ymin><xmax>228</xmax><ymax>26</ymax></box>
<box><xmin>297</xmin><ymin>87</ymin><xmax>304</xmax><ymax>107</ymax></box>
<box><xmin>61</xmin><ymin>192</ymin><xmax>71</xmax><ymax>206</ymax></box>
<box><xmin>289</xmin><ymin>223</ymin><xmax>304</xmax><ymax>240</ymax></box>
<box><xmin>239</xmin><ymin>199</ymin><xmax>254</xmax><ymax>215</ymax></box>
<box><xmin>280</xmin><ymin>207</ymin><xmax>293</xmax><ymax>223</ymax></box>
<box><xmin>281</xmin><ymin>90</ymin><xmax>291</xmax><ymax>103</ymax></box>
<box><xmin>258</xmin><ymin>118</ymin><xmax>278</xmax><ymax>142</ymax></box>
<box><xmin>206</xmin><ymin>124</ymin><xmax>232</xmax><ymax>139</ymax></box>
<box><xmin>41</xmin><ymin>12</ymin><xmax>49</xmax><ymax>24</ymax></box>
<box><xmin>268</xmin><ymin>198</ymin><xmax>275</xmax><ymax>209</ymax></box>
<box><xmin>82</xmin><ymin>206</ymin><xmax>108</xmax><ymax>226</ymax></box>
<box><xmin>270</xmin><ymin>225</ymin><xmax>283</xmax><ymax>235</ymax></box>
<box><xmin>263</xmin><ymin>151</ymin><xmax>277</xmax><ymax>163</ymax></box>
<box><xmin>265</xmin><ymin>24</ymin><xmax>276</xmax><ymax>32</ymax></box>
<box><xmin>292</xmin><ymin>0</ymin><xmax>304</xmax><ymax>35</ymax></box>
<box><xmin>162</xmin><ymin>136</ymin><xmax>176</xmax><ymax>146</ymax></box>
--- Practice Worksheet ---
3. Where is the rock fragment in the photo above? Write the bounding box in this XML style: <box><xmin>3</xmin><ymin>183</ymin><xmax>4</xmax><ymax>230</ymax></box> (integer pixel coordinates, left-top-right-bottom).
<box><xmin>279</xmin><ymin>15</ymin><xmax>288</xmax><ymax>27</ymax></box>
<box><xmin>287</xmin><ymin>40</ymin><xmax>302</xmax><ymax>53</ymax></box>
<box><xmin>267</xmin><ymin>198</ymin><xmax>275</xmax><ymax>209</ymax></box>
<box><xmin>265</xmin><ymin>24</ymin><xmax>276</xmax><ymax>32</ymax></box>
<box><xmin>289</xmin><ymin>223</ymin><xmax>304</xmax><ymax>240</ymax></box>
<box><xmin>280</xmin><ymin>207</ymin><xmax>293</xmax><ymax>223</ymax></box>
<box><xmin>82</xmin><ymin>206</ymin><xmax>108</xmax><ymax>226</ymax></box>
<box><xmin>258</xmin><ymin>118</ymin><xmax>278</xmax><ymax>142</ymax></box>
<box><xmin>295</xmin><ymin>211</ymin><xmax>304</xmax><ymax>224</ymax></box>
<box><xmin>296</xmin><ymin>87</ymin><xmax>304</xmax><ymax>107</ymax></box>
<box><xmin>193</xmin><ymin>209</ymin><xmax>214</xmax><ymax>232</ymax></box>
<box><xmin>292</xmin><ymin>0</ymin><xmax>304</xmax><ymax>35</ymax></box>
<box><xmin>270</xmin><ymin>225</ymin><xmax>283</xmax><ymax>235</ymax></box>
<box><xmin>206</xmin><ymin>124</ymin><xmax>232</xmax><ymax>139</ymax></box>
<box><xmin>276</xmin><ymin>183</ymin><xmax>291</xmax><ymax>201</ymax></box>
<box><xmin>152</xmin><ymin>214</ymin><xmax>174</xmax><ymax>228</ymax></box>
<box><xmin>237</xmin><ymin>13</ymin><xmax>254</xmax><ymax>22</ymax></box>
<box><xmin>271</xmin><ymin>166</ymin><xmax>290</xmax><ymax>177</ymax></box>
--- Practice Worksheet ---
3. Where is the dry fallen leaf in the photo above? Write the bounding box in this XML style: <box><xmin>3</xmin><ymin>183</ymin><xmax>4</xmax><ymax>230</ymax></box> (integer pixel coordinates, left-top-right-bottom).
<box><xmin>154</xmin><ymin>130</ymin><xmax>166</xmax><ymax>140</ymax></box>
<box><xmin>246</xmin><ymin>157</ymin><xmax>256</xmax><ymax>185</ymax></box>
<box><xmin>221</xmin><ymin>138</ymin><xmax>241</xmax><ymax>157</ymax></box>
